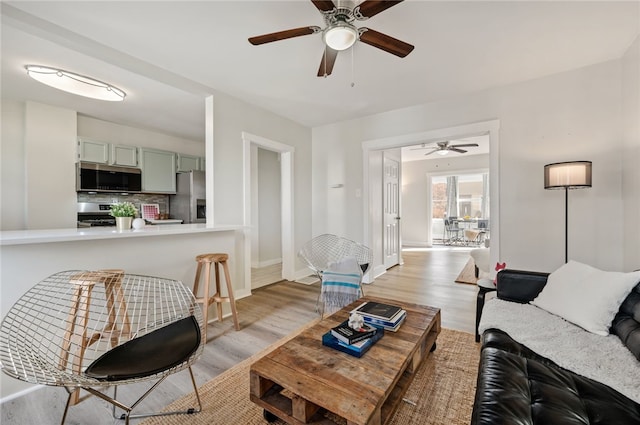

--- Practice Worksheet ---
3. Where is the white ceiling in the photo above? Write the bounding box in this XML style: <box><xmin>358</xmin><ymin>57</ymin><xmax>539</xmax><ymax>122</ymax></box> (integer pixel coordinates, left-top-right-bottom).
<box><xmin>2</xmin><ymin>1</ymin><xmax>638</xmax><ymax>143</ymax></box>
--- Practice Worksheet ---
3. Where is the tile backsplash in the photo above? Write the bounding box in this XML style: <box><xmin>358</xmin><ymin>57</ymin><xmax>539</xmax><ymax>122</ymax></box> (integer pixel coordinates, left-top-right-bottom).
<box><xmin>77</xmin><ymin>193</ymin><xmax>170</xmax><ymax>217</ymax></box>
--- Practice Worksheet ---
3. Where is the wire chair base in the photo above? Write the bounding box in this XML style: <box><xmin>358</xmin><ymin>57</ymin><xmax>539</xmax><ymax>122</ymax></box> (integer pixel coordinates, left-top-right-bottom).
<box><xmin>60</xmin><ymin>366</ymin><xmax>202</xmax><ymax>425</ymax></box>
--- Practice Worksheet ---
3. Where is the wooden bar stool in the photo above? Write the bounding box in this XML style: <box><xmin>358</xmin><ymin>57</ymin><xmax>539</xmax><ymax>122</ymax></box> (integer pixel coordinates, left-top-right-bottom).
<box><xmin>61</xmin><ymin>269</ymin><xmax>130</xmax><ymax>406</ymax></box>
<box><xmin>192</xmin><ymin>253</ymin><xmax>240</xmax><ymax>341</ymax></box>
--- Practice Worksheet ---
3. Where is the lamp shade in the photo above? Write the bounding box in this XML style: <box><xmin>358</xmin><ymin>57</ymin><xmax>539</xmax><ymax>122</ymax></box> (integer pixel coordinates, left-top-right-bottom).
<box><xmin>544</xmin><ymin>161</ymin><xmax>592</xmax><ymax>189</ymax></box>
<box><xmin>323</xmin><ymin>23</ymin><xmax>358</xmax><ymax>51</ymax></box>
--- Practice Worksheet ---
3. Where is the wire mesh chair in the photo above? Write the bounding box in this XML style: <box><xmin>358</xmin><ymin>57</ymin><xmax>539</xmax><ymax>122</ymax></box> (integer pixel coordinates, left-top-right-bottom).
<box><xmin>0</xmin><ymin>270</ymin><xmax>205</xmax><ymax>425</ymax></box>
<box><xmin>298</xmin><ymin>234</ymin><xmax>373</xmax><ymax>316</ymax></box>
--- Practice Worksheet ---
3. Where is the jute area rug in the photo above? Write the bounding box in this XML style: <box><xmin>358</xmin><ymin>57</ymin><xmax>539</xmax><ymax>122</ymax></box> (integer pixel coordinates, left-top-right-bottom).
<box><xmin>141</xmin><ymin>327</ymin><xmax>480</xmax><ymax>425</ymax></box>
<box><xmin>455</xmin><ymin>258</ymin><xmax>478</xmax><ymax>285</ymax></box>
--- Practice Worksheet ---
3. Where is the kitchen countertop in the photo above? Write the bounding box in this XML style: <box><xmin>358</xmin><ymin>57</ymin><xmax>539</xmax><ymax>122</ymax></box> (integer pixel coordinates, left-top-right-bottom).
<box><xmin>0</xmin><ymin>223</ymin><xmax>244</xmax><ymax>246</ymax></box>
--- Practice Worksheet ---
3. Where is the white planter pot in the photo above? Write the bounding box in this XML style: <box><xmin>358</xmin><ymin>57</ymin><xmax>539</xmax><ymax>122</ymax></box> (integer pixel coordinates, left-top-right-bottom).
<box><xmin>115</xmin><ymin>216</ymin><xmax>133</xmax><ymax>231</ymax></box>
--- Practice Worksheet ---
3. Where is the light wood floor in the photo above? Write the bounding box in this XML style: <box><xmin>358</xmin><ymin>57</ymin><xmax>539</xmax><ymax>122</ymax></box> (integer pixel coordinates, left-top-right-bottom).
<box><xmin>0</xmin><ymin>247</ymin><xmax>477</xmax><ymax>424</ymax></box>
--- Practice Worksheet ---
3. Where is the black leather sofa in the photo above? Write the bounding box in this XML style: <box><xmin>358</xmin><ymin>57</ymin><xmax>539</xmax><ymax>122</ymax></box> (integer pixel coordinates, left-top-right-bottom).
<box><xmin>471</xmin><ymin>269</ymin><xmax>640</xmax><ymax>425</ymax></box>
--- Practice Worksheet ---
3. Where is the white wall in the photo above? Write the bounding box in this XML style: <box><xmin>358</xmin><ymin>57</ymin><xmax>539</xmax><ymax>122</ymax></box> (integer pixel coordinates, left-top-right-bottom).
<box><xmin>1</xmin><ymin>100</ymin><xmax>26</xmax><ymax>230</ymax></box>
<box><xmin>212</xmin><ymin>92</ymin><xmax>312</xmax><ymax>271</ymax></box>
<box><xmin>25</xmin><ymin>101</ymin><xmax>77</xmax><ymax>229</ymax></box>
<box><xmin>402</xmin><ymin>154</ymin><xmax>490</xmax><ymax>246</ymax></box>
<box><xmin>312</xmin><ymin>59</ymin><xmax>631</xmax><ymax>273</ymax></box>
<box><xmin>621</xmin><ymin>37</ymin><xmax>640</xmax><ymax>272</ymax></box>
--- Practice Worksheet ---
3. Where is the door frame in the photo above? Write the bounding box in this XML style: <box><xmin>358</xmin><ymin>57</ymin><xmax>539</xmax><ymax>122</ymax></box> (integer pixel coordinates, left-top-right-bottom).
<box><xmin>242</xmin><ymin>131</ymin><xmax>295</xmax><ymax>290</ymax></box>
<box><xmin>362</xmin><ymin>119</ymin><xmax>501</xmax><ymax>280</ymax></box>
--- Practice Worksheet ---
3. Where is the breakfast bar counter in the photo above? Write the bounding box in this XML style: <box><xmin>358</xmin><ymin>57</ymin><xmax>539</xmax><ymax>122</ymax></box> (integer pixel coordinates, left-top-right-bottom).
<box><xmin>0</xmin><ymin>223</ymin><xmax>243</xmax><ymax>246</ymax></box>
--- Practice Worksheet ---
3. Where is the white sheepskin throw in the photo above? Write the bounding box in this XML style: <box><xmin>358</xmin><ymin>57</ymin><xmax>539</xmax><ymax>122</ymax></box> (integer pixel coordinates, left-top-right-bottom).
<box><xmin>480</xmin><ymin>298</ymin><xmax>640</xmax><ymax>403</ymax></box>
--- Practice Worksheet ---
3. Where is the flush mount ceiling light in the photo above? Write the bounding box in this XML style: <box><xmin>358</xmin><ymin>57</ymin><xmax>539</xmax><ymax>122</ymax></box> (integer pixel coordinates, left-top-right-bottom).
<box><xmin>25</xmin><ymin>65</ymin><xmax>126</xmax><ymax>101</ymax></box>
<box><xmin>323</xmin><ymin>22</ymin><xmax>358</xmax><ymax>51</ymax></box>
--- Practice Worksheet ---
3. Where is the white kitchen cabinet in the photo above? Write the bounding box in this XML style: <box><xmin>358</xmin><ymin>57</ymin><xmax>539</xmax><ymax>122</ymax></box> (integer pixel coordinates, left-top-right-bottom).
<box><xmin>78</xmin><ymin>138</ymin><xmax>138</xmax><ymax>167</ymax></box>
<box><xmin>78</xmin><ymin>138</ymin><xmax>109</xmax><ymax>164</ymax></box>
<box><xmin>176</xmin><ymin>154</ymin><xmax>200</xmax><ymax>172</ymax></box>
<box><xmin>111</xmin><ymin>144</ymin><xmax>138</xmax><ymax>167</ymax></box>
<box><xmin>139</xmin><ymin>148</ymin><xmax>176</xmax><ymax>193</ymax></box>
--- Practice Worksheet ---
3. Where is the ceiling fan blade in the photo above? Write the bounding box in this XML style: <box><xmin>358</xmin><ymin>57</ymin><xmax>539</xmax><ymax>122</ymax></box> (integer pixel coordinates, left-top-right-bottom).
<box><xmin>424</xmin><ymin>149</ymin><xmax>439</xmax><ymax>156</ymax></box>
<box><xmin>355</xmin><ymin>0</ymin><xmax>404</xmax><ymax>19</ymax></box>
<box><xmin>249</xmin><ymin>26</ymin><xmax>320</xmax><ymax>45</ymax></box>
<box><xmin>450</xmin><ymin>148</ymin><xmax>467</xmax><ymax>153</ymax></box>
<box><xmin>311</xmin><ymin>0</ymin><xmax>336</xmax><ymax>13</ymax></box>
<box><xmin>359</xmin><ymin>28</ymin><xmax>414</xmax><ymax>58</ymax></box>
<box><xmin>451</xmin><ymin>143</ymin><xmax>479</xmax><ymax>148</ymax></box>
<box><xmin>317</xmin><ymin>47</ymin><xmax>339</xmax><ymax>77</ymax></box>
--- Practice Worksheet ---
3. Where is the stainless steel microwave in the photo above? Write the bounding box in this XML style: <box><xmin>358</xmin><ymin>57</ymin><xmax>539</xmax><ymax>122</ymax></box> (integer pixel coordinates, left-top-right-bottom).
<box><xmin>76</xmin><ymin>162</ymin><xmax>142</xmax><ymax>193</ymax></box>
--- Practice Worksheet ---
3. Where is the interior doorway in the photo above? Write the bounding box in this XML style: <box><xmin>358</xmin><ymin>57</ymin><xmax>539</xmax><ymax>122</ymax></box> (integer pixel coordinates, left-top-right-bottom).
<box><xmin>242</xmin><ymin>132</ymin><xmax>295</xmax><ymax>292</ymax></box>
<box><xmin>362</xmin><ymin>120</ymin><xmax>500</xmax><ymax>280</ymax></box>
<box><xmin>250</xmin><ymin>147</ymin><xmax>283</xmax><ymax>288</ymax></box>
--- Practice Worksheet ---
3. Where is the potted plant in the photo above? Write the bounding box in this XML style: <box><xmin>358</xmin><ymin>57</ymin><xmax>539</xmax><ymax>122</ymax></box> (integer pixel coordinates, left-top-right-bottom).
<box><xmin>110</xmin><ymin>202</ymin><xmax>138</xmax><ymax>231</ymax></box>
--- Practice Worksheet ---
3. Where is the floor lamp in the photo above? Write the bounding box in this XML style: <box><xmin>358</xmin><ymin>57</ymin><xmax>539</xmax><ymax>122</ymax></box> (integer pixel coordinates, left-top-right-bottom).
<box><xmin>544</xmin><ymin>161</ymin><xmax>592</xmax><ymax>263</ymax></box>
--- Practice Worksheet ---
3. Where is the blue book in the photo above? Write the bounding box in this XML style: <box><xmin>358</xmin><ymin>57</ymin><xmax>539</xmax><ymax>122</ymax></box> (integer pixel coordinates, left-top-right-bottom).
<box><xmin>322</xmin><ymin>327</ymin><xmax>384</xmax><ymax>358</ymax></box>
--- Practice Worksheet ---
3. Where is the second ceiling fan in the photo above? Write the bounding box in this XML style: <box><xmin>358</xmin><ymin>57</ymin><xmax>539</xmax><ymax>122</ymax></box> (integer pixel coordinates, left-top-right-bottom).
<box><xmin>248</xmin><ymin>0</ymin><xmax>414</xmax><ymax>77</ymax></box>
<box><xmin>413</xmin><ymin>141</ymin><xmax>480</xmax><ymax>156</ymax></box>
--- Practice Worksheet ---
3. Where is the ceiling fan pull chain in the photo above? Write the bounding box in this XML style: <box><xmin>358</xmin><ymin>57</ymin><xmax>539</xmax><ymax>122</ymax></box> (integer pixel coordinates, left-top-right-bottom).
<box><xmin>351</xmin><ymin>44</ymin><xmax>355</xmax><ymax>87</ymax></box>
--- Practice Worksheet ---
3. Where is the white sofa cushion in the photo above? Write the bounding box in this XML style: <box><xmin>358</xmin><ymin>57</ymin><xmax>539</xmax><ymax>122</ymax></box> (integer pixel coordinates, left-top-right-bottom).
<box><xmin>531</xmin><ymin>260</ymin><xmax>640</xmax><ymax>336</ymax></box>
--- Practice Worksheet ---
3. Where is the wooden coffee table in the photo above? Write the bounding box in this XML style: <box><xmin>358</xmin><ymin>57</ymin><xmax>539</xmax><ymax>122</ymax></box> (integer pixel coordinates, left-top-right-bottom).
<box><xmin>250</xmin><ymin>296</ymin><xmax>441</xmax><ymax>425</ymax></box>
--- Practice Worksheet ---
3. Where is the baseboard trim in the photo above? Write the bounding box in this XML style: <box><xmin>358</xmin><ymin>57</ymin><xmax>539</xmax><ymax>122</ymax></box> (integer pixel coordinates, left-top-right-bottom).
<box><xmin>252</xmin><ymin>258</ymin><xmax>282</xmax><ymax>268</ymax></box>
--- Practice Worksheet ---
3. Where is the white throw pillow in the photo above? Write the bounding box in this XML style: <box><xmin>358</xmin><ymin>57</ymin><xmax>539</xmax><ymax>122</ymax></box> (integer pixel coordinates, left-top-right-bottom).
<box><xmin>531</xmin><ymin>261</ymin><xmax>640</xmax><ymax>336</ymax></box>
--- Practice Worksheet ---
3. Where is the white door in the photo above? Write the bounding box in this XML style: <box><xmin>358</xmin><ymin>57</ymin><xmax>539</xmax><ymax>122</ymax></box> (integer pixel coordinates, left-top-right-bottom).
<box><xmin>383</xmin><ymin>155</ymin><xmax>400</xmax><ymax>268</ymax></box>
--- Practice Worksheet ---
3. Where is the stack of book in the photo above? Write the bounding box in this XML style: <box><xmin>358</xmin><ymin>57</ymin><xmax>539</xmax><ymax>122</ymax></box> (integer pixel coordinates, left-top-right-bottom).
<box><xmin>351</xmin><ymin>301</ymin><xmax>407</xmax><ymax>331</ymax></box>
<box><xmin>322</xmin><ymin>320</ymin><xmax>383</xmax><ymax>358</ymax></box>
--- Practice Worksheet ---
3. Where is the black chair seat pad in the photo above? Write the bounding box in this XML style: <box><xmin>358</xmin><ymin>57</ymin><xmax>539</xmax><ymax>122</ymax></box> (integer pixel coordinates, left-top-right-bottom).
<box><xmin>85</xmin><ymin>316</ymin><xmax>200</xmax><ymax>381</ymax></box>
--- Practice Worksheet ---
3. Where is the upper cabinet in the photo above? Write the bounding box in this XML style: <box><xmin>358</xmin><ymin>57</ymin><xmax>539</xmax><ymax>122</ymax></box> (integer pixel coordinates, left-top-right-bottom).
<box><xmin>78</xmin><ymin>138</ymin><xmax>110</xmax><ymax>164</ymax></box>
<box><xmin>140</xmin><ymin>148</ymin><xmax>176</xmax><ymax>193</ymax></box>
<box><xmin>78</xmin><ymin>138</ymin><xmax>138</xmax><ymax>167</ymax></box>
<box><xmin>111</xmin><ymin>144</ymin><xmax>138</xmax><ymax>167</ymax></box>
<box><xmin>176</xmin><ymin>153</ymin><xmax>200</xmax><ymax>172</ymax></box>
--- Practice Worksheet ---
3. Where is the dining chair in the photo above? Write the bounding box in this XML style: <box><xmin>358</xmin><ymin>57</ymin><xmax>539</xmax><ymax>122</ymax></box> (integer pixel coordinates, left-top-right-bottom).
<box><xmin>298</xmin><ymin>234</ymin><xmax>373</xmax><ymax>316</ymax></box>
<box><xmin>0</xmin><ymin>270</ymin><xmax>205</xmax><ymax>425</ymax></box>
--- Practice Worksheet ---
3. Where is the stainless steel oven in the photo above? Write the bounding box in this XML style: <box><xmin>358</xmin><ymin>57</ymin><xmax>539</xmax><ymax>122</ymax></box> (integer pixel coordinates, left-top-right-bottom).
<box><xmin>77</xmin><ymin>202</ymin><xmax>116</xmax><ymax>227</ymax></box>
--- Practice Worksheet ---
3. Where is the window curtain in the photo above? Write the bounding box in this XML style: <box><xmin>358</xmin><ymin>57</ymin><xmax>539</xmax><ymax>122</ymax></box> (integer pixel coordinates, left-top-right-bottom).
<box><xmin>446</xmin><ymin>176</ymin><xmax>458</xmax><ymax>218</ymax></box>
<box><xmin>481</xmin><ymin>173</ymin><xmax>489</xmax><ymax>218</ymax></box>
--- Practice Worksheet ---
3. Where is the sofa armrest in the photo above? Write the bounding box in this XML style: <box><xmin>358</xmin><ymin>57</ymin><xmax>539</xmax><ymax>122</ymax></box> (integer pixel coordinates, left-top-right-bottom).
<box><xmin>496</xmin><ymin>269</ymin><xmax>549</xmax><ymax>303</ymax></box>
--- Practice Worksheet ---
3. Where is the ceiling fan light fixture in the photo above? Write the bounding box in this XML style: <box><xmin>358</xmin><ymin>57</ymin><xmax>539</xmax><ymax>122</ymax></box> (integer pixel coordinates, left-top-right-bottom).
<box><xmin>323</xmin><ymin>23</ymin><xmax>358</xmax><ymax>51</ymax></box>
<box><xmin>25</xmin><ymin>65</ymin><xmax>126</xmax><ymax>102</ymax></box>
<box><xmin>437</xmin><ymin>150</ymin><xmax>449</xmax><ymax>156</ymax></box>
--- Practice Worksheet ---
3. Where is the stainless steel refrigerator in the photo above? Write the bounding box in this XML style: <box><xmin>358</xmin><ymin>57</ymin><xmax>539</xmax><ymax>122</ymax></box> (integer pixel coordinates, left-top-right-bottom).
<box><xmin>169</xmin><ymin>170</ymin><xmax>206</xmax><ymax>223</ymax></box>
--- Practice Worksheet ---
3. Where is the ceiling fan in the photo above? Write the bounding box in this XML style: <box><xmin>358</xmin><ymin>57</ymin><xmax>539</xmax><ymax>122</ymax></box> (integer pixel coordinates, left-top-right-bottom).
<box><xmin>412</xmin><ymin>141</ymin><xmax>480</xmax><ymax>156</ymax></box>
<box><xmin>248</xmin><ymin>0</ymin><xmax>414</xmax><ymax>77</ymax></box>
